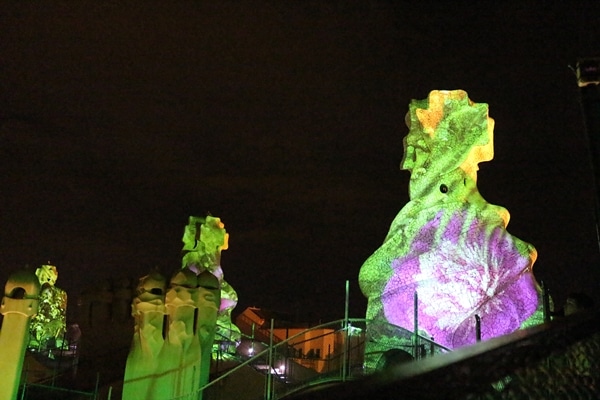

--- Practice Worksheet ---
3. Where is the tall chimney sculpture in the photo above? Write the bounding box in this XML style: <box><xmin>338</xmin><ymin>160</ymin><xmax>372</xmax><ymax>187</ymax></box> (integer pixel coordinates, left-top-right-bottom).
<box><xmin>0</xmin><ymin>269</ymin><xmax>40</xmax><ymax>400</ymax></box>
<box><xmin>359</xmin><ymin>90</ymin><xmax>543</xmax><ymax>371</ymax></box>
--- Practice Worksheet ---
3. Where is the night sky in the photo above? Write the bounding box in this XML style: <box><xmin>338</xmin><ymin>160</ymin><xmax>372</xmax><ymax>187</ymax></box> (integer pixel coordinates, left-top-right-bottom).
<box><xmin>1</xmin><ymin>2</ymin><xmax>599</xmax><ymax>322</ymax></box>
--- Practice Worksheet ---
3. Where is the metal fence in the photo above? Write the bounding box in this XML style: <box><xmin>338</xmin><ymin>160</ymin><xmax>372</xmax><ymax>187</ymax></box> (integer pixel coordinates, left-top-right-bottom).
<box><xmin>286</xmin><ymin>310</ymin><xmax>600</xmax><ymax>400</ymax></box>
<box><xmin>18</xmin><ymin>371</ymin><xmax>99</xmax><ymax>400</ymax></box>
<box><xmin>201</xmin><ymin>318</ymin><xmax>449</xmax><ymax>400</ymax></box>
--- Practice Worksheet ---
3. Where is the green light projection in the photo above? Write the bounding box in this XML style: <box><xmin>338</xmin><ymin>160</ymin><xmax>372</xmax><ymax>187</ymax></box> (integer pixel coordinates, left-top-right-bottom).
<box><xmin>122</xmin><ymin>268</ymin><xmax>221</xmax><ymax>400</ymax></box>
<box><xmin>181</xmin><ymin>215</ymin><xmax>241</xmax><ymax>354</ymax></box>
<box><xmin>28</xmin><ymin>264</ymin><xmax>67</xmax><ymax>352</ymax></box>
<box><xmin>123</xmin><ymin>215</ymin><xmax>236</xmax><ymax>399</ymax></box>
<box><xmin>359</xmin><ymin>90</ymin><xmax>543</xmax><ymax>367</ymax></box>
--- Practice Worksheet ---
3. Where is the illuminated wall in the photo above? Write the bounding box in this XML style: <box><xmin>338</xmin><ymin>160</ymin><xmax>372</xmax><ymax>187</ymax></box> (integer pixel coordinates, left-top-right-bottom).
<box><xmin>359</xmin><ymin>90</ymin><xmax>543</xmax><ymax>364</ymax></box>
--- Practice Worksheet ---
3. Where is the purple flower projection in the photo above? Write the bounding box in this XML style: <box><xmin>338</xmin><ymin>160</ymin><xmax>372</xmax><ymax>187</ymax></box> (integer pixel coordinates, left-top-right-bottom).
<box><xmin>382</xmin><ymin>209</ymin><xmax>539</xmax><ymax>349</ymax></box>
<box><xmin>359</xmin><ymin>90</ymin><xmax>542</xmax><ymax>368</ymax></box>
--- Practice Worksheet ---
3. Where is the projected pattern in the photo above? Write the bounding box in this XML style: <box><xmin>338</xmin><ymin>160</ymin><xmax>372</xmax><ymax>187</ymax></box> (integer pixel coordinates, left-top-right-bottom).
<box><xmin>359</xmin><ymin>90</ymin><xmax>542</xmax><ymax>356</ymax></box>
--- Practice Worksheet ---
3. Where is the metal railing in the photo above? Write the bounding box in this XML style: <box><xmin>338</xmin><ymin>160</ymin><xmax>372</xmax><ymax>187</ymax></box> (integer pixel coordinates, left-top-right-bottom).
<box><xmin>286</xmin><ymin>310</ymin><xmax>600</xmax><ymax>400</ymax></box>
<box><xmin>200</xmin><ymin>318</ymin><xmax>448</xmax><ymax>400</ymax></box>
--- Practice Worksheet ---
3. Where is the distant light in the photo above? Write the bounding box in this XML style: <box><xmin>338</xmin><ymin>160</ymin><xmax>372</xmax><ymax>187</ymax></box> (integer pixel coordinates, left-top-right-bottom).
<box><xmin>275</xmin><ymin>363</ymin><xmax>286</xmax><ymax>375</ymax></box>
<box><xmin>348</xmin><ymin>325</ymin><xmax>362</xmax><ymax>336</ymax></box>
<box><xmin>577</xmin><ymin>58</ymin><xmax>600</xmax><ymax>87</ymax></box>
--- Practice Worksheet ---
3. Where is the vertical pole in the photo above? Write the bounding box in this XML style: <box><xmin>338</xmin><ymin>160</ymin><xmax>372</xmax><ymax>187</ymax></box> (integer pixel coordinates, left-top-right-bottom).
<box><xmin>94</xmin><ymin>372</ymin><xmax>100</xmax><ymax>400</ymax></box>
<box><xmin>215</xmin><ymin>341</ymin><xmax>220</xmax><ymax>376</ymax></box>
<box><xmin>328</xmin><ymin>344</ymin><xmax>331</xmax><ymax>373</ymax></box>
<box><xmin>19</xmin><ymin>368</ymin><xmax>27</xmax><ymax>400</ymax></box>
<box><xmin>475</xmin><ymin>315</ymin><xmax>481</xmax><ymax>342</ymax></box>
<box><xmin>413</xmin><ymin>291</ymin><xmax>419</xmax><ymax>359</ymax></box>
<box><xmin>51</xmin><ymin>352</ymin><xmax>57</xmax><ymax>387</ymax></box>
<box><xmin>342</xmin><ymin>280</ymin><xmax>350</xmax><ymax>381</ymax></box>
<box><xmin>265</xmin><ymin>318</ymin><xmax>274</xmax><ymax>400</ymax></box>
<box><xmin>542</xmin><ymin>281</ymin><xmax>551</xmax><ymax>323</ymax></box>
<box><xmin>344</xmin><ymin>280</ymin><xmax>350</xmax><ymax>328</ymax></box>
<box><xmin>251</xmin><ymin>322</ymin><xmax>255</xmax><ymax>357</ymax></box>
<box><xmin>577</xmin><ymin>59</ymin><xmax>600</xmax><ymax>253</ymax></box>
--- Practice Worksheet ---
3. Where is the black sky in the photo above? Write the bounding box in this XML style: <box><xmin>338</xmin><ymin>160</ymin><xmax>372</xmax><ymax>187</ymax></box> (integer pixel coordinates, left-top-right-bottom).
<box><xmin>1</xmin><ymin>1</ymin><xmax>599</xmax><ymax>322</ymax></box>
